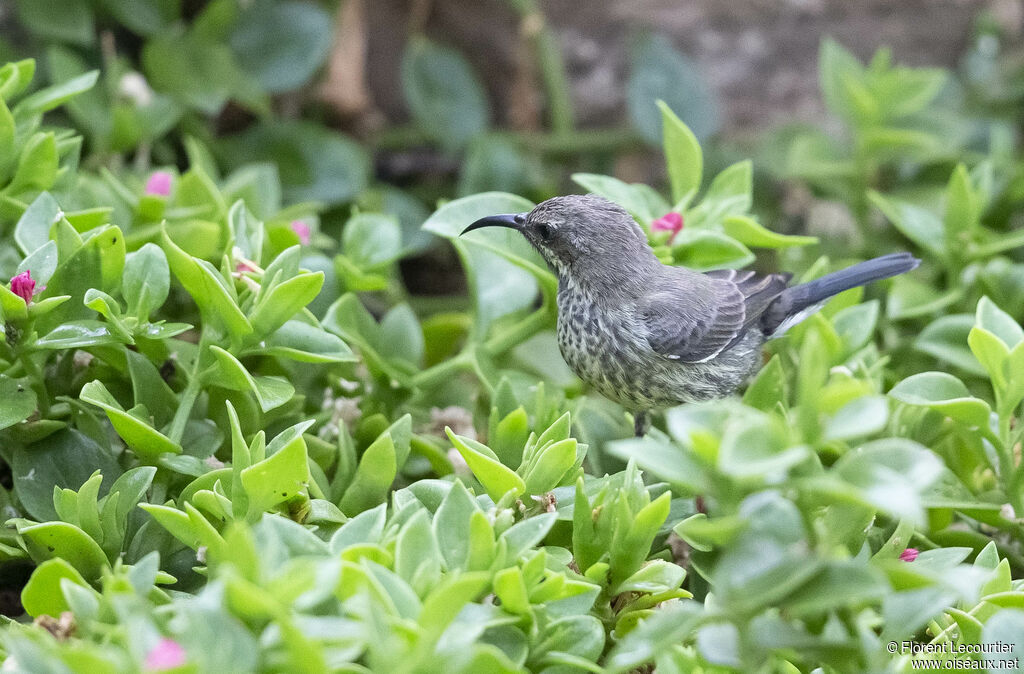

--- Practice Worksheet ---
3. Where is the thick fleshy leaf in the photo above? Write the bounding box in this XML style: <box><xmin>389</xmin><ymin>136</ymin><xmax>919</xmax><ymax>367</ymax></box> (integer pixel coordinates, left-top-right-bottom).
<box><xmin>16</xmin><ymin>521</ymin><xmax>108</xmax><ymax>581</ymax></box>
<box><xmin>217</xmin><ymin>121</ymin><xmax>370</xmax><ymax>205</ymax></box>
<box><xmin>628</xmin><ymin>34</ymin><xmax>717</xmax><ymax>144</ymax></box>
<box><xmin>446</xmin><ymin>429</ymin><xmax>525</xmax><ymax>502</ymax></box>
<box><xmin>722</xmin><ymin>215</ymin><xmax>817</xmax><ymax>249</ymax></box>
<box><xmin>433</xmin><ymin>480</ymin><xmax>482</xmax><ymax>571</ymax></box>
<box><xmin>523</xmin><ymin>438</ymin><xmax>577</xmax><ymax>495</ymax></box>
<box><xmin>915</xmin><ymin>314</ymin><xmax>986</xmax><ymax>377</ymax></box>
<box><xmin>14</xmin><ymin>192</ymin><xmax>61</xmax><ymax>256</ymax></box>
<box><xmin>240</xmin><ymin>427</ymin><xmax>310</xmax><ymax>519</ymax></box>
<box><xmin>889</xmin><ymin>372</ymin><xmax>991</xmax><ymax>427</ymax></box>
<box><xmin>976</xmin><ymin>296</ymin><xmax>1023</xmax><ymax>350</ymax></box>
<box><xmin>339</xmin><ymin>432</ymin><xmax>397</xmax><ymax>516</ymax></box>
<box><xmin>21</xmin><ymin>558</ymin><xmax>92</xmax><ymax>618</ymax></box>
<box><xmin>742</xmin><ymin>355</ymin><xmax>787</xmax><ymax>412</ymax></box>
<box><xmin>982</xmin><ymin>610</ymin><xmax>1024</xmax><ymax>662</ymax></box>
<box><xmin>122</xmin><ymin>243</ymin><xmax>170</xmax><ymax>321</ymax></box>
<box><xmin>0</xmin><ymin>375</ymin><xmax>37</xmax><ymax>431</ymax></box>
<box><xmin>401</xmin><ymin>38</ymin><xmax>489</xmax><ymax>150</ymax></box>
<box><xmin>80</xmin><ymin>380</ymin><xmax>182</xmax><ymax>460</ymax></box>
<box><xmin>35</xmin><ymin>320</ymin><xmax>126</xmax><ymax>349</ymax></box>
<box><xmin>229</xmin><ymin>0</ymin><xmax>332</xmax><ymax>93</ymax></box>
<box><xmin>868</xmin><ymin>191</ymin><xmax>945</xmax><ymax>258</ymax></box>
<box><xmin>832</xmin><ymin>438</ymin><xmax>944</xmax><ymax>524</ymax></box>
<box><xmin>342</xmin><ymin>213</ymin><xmax>403</xmax><ymax>270</ymax></box>
<box><xmin>248</xmin><ymin>271</ymin><xmax>324</xmax><ymax>340</ymax></box>
<box><xmin>943</xmin><ymin>164</ymin><xmax>979</xmax><ymax>245</ymax></box>
<box><xmin>658</xmin><ymin>100</ymin><xmax>702</xmax><ymax>202</ymax></box>
<box><xmin>424</xmin><ymin>192</ymin><xmax>548</xmax><ymax>335</ymax></box>
<box><xmin>161</xmin><ymin>228</ymin><xmax>251</xmax><ymax>342</ymax></box>
<box><xmin>831</xmin><ymin>300</ymin><xmax>879</xmax><ymax>356</ymax></box>
<box><xmin>210</xmin><ymin>346</ymin><xmax>294</xmax><ymax>412</ymax></box>
<box><xmin>35</xmin><ymin>224</ymin><xmax>126</xmax><ymax>330</ymax></box>
<box><xmin>571</xmin><ymin>173</ymin><xmax>670</xmax><ymax>223</ymax></box>
<box><xmin>671</xmin><ymin>230</ymin><xmax>754</xmax><ymax>271</ymax></box>
<box><xmin>254</xmin><ymin>319</ymin><xmax>354</xmax><ymax>363</ymax></box>
<box><xmin>12</xmin><ymin>429</ymin><xmax>121</xmax><ymax>522</ymax></box>
<box><xmin>15</xmin><ymin>241</ymin><xmax>58</xmax><ymax>288</ymax></box>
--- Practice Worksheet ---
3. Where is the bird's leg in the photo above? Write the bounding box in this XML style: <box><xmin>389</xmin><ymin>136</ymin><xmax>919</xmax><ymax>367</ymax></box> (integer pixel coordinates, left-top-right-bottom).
<box><xmin>633</xmin><ymin>411</ymin><xmax>650</xmax><ymax>437</ymax></box>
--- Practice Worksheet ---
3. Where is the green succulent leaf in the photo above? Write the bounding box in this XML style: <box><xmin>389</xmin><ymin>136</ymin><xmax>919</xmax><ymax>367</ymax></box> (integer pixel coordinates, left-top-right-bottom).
<box><xmin>80</xmin><ymin>380</ymin><xmax>182</xmax><ymax>461</ymax></box>
<box><xmin>161</xmin><ymin>227</ymin><xmax>252</xmax><ymax>343</ymax></box>
<box><xmin>446</xmin><ymin>429</ymin><xmax>525</xmax><ymax>502</ymax></box>
<box><xmin>888</xmin><ymin>372</ymin><xmax>992</xmax><ymax>428</ymax></box>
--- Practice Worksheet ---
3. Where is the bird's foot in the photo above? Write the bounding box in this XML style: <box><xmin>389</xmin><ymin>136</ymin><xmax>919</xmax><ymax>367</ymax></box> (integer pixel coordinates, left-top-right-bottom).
<box><xmin>633</xmin><ymin>411</ymin><xmax>650</xmax><ymax>437</ymax></box>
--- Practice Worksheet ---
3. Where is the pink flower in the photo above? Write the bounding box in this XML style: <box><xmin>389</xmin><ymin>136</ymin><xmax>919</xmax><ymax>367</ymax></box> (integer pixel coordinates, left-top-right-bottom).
<box><xmin>899</xmin><ymin>548</ymin><xmax>919</xmax><ymax>562</ymax></box>
<box><xmin>231</xmin><ymin>247</ymin><xmax>262</xmax><ymax>275</ymax></box>
<box><xmin>651</xmin><ymin>212</ymin><xmax>684</xmax><ymax>243</ymax></box>
<box><xmin>144</xmin><ymin>171</ymin><xmax>172</xmax><ymax>197</ymax></box>
<box><xmin>10</xmin><ymin>270</ymin><xmax>37</xmax><ymax>304</ymax></box>
<box><xmin>290</xmin><ymin>220</ymin><xmax>311</xmax><ymax>246</ymax></box>
<box><xmin>144</xmin><ymin>638</ymin><xmax>186</xmax><ymax>670</ymax></box>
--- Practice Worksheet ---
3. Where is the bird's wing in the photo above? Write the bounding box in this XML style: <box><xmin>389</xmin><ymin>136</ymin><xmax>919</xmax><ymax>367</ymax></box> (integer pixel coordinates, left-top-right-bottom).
<box><xmin>639</xmin><ymin>269</ymin><xmax>791</xmax><ymax>363</ymax></box>
<box><xmin>705</xmin><ymin>269</ymin><xmax>792</xmax><ymax>327</ymax></box>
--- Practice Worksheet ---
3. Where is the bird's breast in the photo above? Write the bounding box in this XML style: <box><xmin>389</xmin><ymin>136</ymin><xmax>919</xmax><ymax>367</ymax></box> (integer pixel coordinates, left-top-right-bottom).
<box><xmin>554</xmin><ymin>287</ymin><xmax>762</xmax><ymax>409</ymax></box>
<box><xmin>555</xmin><ymin>289</ymin><xmax>652</xmax><ymax>402</ymax></box>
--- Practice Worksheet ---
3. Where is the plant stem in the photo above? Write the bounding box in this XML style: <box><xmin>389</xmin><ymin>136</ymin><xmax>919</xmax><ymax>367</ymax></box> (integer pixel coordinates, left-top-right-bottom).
<box><xmin>411</xmin><ymin>350</ymin><xmax>474</xmax><ymax>389</ymax></box>
<box><xmin>514</xmin><ymin>0</ymin><xmax>574</xmax><ymax>134</ymax></box>
<box><xmin>20</xmin><ymin>351</ymin><xmax>49</xmax><ymax>417</ymax></box>
<box><xmin>852</xmin><ymin>136</ymin><xmax>873</xmax><ymax>249</ymax></box>
<box><xmin>411</xmin><ymin>297</ymin><xmax>555</xmax><ymax>390</ymax></box>
<box><xmin>167</xmin><ymin>376</ymin><xmax>202</xmax><ymax>444</ymax></box>
<box><xmin>167</xmin><ymin>333</ymin><xmax>209</xmax><ymax>443</ymax></box>
<box><xmin>370</xmin><ymin>126</ymin><xmax>640</xmax><ymax>156</ymax></box>
<box><xmin>484</xmin><ymin>304</ymin><xmax>554</xmax><ymax>357</ymax></box>
<box><xmin>518</xmin><ymin>129</ymin><xmax>644</xmax><ymax>156</ymax></box>
<box><xmin>1002</xmin><ymin>394</ymin><xmax>1024</xmax><ymax>515</ymax></box>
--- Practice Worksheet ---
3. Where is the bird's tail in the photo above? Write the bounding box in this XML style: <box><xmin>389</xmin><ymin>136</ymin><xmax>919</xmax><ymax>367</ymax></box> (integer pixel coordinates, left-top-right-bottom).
<box><xmin>763</xmin><ymin>252</ymin><xmax>920</xmax><ymax>336</ymax></box>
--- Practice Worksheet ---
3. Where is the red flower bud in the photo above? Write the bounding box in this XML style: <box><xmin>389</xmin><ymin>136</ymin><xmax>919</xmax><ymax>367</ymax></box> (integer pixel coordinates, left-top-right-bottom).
<box><xmin>899</xmin><ymin>548</ymin><xmax>919</xmax><ymax>562</ymax></box>
<box><xmin>290</xmin><ymin>220</ymin><xmax>311</xmax><ymax>246</ymax></box>
<box><xmin>651</xmin><ymin>212</ymin><xmax>684</xmax><ymax>243</ymax></box>
<box><xmin>144</xmin><ymin>171</ymin><xmax>172</xmax><ymax>197</ymax></box>
<box><xmin>10</xmin><ymin>270</ymin><xmax>36</xmax><ymax>304</ymax></box>
<box><xmin>144</xmin><ymin>638</ymin><xmax>186</xmax><ymax>670</ymax></box>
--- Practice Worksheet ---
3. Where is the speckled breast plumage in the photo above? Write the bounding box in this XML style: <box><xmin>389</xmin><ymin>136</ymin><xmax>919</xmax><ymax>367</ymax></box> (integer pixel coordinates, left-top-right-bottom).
<box><xmin>555</xmin><ymin>284</ymin><xmax>764</xmax><ymax>410</ymax></box>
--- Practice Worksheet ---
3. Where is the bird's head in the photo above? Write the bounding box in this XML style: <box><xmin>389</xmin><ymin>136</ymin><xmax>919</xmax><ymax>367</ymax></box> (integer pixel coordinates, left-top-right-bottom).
<box><xmin>461</xmin><ymin>195</ymin><xmax>655</xmax><ymax>280</ymax></box>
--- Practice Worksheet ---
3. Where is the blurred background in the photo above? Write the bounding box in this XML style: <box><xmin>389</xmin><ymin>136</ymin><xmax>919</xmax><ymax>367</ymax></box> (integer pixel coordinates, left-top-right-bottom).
<box><xmin>1</xmin><ymin>0</ymin><xmax>1023</xmax><ymax>293</ymax></box>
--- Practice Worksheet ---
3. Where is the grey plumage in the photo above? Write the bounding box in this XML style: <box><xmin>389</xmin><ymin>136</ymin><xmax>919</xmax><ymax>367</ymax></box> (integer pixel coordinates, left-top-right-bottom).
<box><xmin>463</xmin><ymin>195</ymin><xmax>919</xmax><ymax>435</ymax></box>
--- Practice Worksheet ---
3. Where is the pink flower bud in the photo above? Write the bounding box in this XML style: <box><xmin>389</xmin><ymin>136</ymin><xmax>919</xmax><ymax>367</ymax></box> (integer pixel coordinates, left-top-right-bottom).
<box><xmin>144</xmin><ymin>638</ymin><xmax>186</xmax><ymax>671</ymax></box>
<box><xmin>10</xmin><ymin>270</ymin><xmax>36</xmax><ymax>304</ymax></box>
<box><xmin>899</xmin><ymin>548</ymin><xmax>919</xmax><ymax>562</ymax></box>
<box><xmin>290</xmin><ymin>220</ymin><xmax>311</xmax><ymax>246</ymax></box>
<box><xmin>651</xmin><ymin>212</ymin><xmax>684</xmax><ymax>243</ymax></box>
<box><xmin>144</xmin><ymin>171</ymin><xmax>172</xmax><ymax>197</ymax></box>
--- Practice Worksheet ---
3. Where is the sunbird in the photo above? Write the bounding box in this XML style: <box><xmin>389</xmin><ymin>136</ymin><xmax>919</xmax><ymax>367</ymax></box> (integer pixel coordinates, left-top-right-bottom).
<box><xmin>463</xmin><ymin>195</ymin><xmax>919</xmax><ymax>435</ymax></box>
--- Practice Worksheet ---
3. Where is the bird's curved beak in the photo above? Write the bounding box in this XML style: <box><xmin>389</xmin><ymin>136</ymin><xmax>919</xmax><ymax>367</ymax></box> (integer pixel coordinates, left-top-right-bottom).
<box><xmin>461</xmin><ymin>213</ymin><xmax>526</xmax><ymax>235</ymax></box>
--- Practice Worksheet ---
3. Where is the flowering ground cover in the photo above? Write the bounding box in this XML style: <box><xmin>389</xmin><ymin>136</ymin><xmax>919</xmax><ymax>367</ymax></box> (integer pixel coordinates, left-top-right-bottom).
<box><xmin>1</xmin><ymin>8</ymin><xmax>1024</xmax><ymax>672</ymax></box>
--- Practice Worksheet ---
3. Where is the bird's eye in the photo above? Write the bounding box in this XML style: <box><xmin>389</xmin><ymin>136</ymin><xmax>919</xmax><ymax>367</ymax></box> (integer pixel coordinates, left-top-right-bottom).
<box><xmin>536</xmin><ymin>223</ymin><xmax>555</xmax><ymax>241</ymax></box>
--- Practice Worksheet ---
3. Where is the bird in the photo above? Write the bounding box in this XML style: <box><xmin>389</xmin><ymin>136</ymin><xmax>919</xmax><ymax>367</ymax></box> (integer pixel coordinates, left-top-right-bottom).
<box><xmin>462</xmin><ymin>194</ymin><xmax>919</xmax><ymax>436</ymax></box>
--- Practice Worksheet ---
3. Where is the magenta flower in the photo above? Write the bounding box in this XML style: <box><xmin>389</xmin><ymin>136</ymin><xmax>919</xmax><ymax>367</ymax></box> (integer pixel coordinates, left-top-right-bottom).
<box><xmin>144</xmin><ymin>171</ymin><xmax>172</xmax><ymax>197</ymax></box>
<box><xmin>10</xmin><ymin>270</ymin><xmax>38</xmax><ymax>304</ymax></box>
<box><xmin>290</xmin><ymin>220</ymin><xmax>311</xmax><ymax>246</ymax></box>
<box><xmin>651</xmin><ymin>212</ymin><xmax>684</xmax><ymax>243</ymax></box>
<box><xmin>899</xmin><ymin>548</ymin><xmax>919</xmax><ymax>562</ymax></box>
<box><xmin>144</xmin><ymin>638</ymin><xmax>186</xmax><ymax>670</ymax></box>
